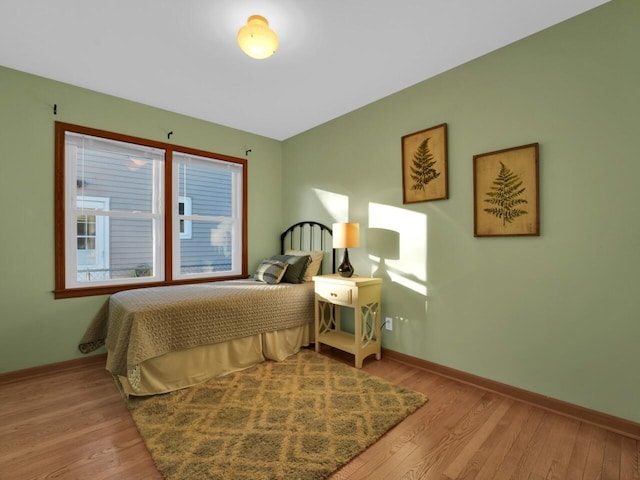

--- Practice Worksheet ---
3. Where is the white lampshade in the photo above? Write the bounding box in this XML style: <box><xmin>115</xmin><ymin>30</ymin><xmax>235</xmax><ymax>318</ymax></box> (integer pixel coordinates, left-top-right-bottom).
<box><xmin>237</xmin><ymin>15</ymin><xmax>278</xmax><ymax>60</ymax></box>
<box><xmin>332</xmin><ymin>223</ymin><xmax>360</xmax><ymax>249</ymax></box>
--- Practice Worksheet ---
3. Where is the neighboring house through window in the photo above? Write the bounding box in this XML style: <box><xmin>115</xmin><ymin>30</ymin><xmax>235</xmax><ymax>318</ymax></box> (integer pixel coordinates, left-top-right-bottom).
<box><xmin>76</xmin><ymin>196</ymin><xmax>110</xmax><ymax>281</ymax></box>
<box><xmin>179</xmin><ymin>196</ymin><xmax>192</xmax><ymax>240</ymax></box>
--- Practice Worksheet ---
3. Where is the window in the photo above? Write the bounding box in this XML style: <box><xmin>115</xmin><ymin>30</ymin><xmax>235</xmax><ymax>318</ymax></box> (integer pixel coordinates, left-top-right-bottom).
<box><xmin>173</xmin><ymin>153</ymin><xmax>243</xmax><ymax>279</ymax></box>
<box><xmin>54</xmin><ymin>122</ymin><xmax>247</xmax><ymax>298</ymax></box>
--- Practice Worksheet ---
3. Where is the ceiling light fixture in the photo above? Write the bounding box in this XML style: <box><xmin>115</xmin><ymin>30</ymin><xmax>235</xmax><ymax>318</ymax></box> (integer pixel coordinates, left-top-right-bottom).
<box><xmin>237</xmin><ymin>15</ymin><xmax>278</xmax><ymax>60</ymax></box>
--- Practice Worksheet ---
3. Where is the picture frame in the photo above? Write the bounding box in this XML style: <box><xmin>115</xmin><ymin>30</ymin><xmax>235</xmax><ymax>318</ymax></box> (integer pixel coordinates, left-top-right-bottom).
<box><xmin>401</xmin><ymin>123</ymin><xmax>448</xmax><ymax>204</ymax></box>
<box><xmin>473</xmin><ymin>143</ymin><xmax>540</xmax><ymax>237</ymax></box>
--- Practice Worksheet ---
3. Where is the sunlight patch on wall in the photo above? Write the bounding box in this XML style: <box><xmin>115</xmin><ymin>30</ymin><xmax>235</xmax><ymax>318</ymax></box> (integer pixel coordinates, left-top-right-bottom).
<box><xmin>368</xmin><ymin>203</ymin><xmax>427</xmax><ymax>296</ymax></box>
<box><xmin>312</xmin><ymin>188</ymin><xmax>350</xmax><ymax>222</ymax></box>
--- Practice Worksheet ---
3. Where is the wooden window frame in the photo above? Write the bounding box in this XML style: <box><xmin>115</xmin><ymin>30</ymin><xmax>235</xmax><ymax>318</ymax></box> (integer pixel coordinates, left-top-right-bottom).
<box><xmin>54</xmin><ymin>122</ymin><xmax>248</xmax><ymax>299</ymax></box>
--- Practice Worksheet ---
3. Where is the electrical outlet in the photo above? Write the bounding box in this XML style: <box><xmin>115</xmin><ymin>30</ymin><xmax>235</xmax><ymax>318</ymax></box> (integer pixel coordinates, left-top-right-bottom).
<box><xmin>385</xmin><ymin>317</ymin><xmax>393</xmax><ymax>331</ymax></box>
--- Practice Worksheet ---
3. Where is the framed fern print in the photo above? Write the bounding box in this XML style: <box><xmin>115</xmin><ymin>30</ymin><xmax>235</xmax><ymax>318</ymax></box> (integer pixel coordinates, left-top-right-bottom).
<box><xmin>473</xmin><ymin>143</ymin><xmax>539</xmax><ymax>237</ymax></box>
<box><xmin>401</xmin><ymin>123</ymin><xmax>448</xmax><ymax>204</ymax></box>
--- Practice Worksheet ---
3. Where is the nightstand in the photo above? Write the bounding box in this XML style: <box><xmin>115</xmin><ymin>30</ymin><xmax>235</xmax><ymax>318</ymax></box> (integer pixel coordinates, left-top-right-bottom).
<box><xmin>312</xmin><ymin>274</ymin><xmax>382</xmax><ymax>368</ymax></box>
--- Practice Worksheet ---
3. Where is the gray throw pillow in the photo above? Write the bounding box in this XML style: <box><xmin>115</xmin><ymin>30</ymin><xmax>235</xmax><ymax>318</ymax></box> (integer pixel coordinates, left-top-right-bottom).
<box><xmin>270</xmin><ymin>254</ymin><xmax>311</xmax><ymax>284</ymax></box>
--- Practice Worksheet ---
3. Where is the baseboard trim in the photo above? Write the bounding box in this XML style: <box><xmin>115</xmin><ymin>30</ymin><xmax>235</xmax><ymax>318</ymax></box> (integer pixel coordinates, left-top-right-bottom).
<box><xmin>382</xmin><ymin>348</ymin><xmax>640</xmax><ymax>440</ymax></box>
<box><xmin>0</xmin><ymin>353</ymin><xmax>107</xmax><ymax>385</ymax></box>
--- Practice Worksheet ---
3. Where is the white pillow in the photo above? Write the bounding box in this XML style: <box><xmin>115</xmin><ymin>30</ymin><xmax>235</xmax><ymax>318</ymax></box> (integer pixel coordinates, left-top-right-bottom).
<box><xmin>285</xmin><ymin>249</ymin><xmax>324</xmax><ymax>281</ymax></box>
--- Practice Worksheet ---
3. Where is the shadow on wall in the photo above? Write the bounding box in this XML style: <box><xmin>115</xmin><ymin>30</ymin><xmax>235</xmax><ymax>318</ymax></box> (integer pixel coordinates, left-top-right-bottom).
<box><xmin>367</xmin><ymin>227</ymin><xmax>399</xmax><ymax>282</ymax></box>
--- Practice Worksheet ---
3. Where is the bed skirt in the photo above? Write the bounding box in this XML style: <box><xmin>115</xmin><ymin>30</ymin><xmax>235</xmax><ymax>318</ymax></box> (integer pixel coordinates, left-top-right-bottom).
<box><xmin>115</xmin><ymin>324</ymin><xmax>312</xmax><ymax>396</ymax></box>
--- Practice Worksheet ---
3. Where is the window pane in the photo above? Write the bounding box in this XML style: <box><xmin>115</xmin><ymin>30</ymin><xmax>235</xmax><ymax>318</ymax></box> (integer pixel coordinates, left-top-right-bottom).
<box><xmin>77</xmin><ymin>151</ymin><xmax>154</xmax><ymax>213</ymax></box>
<box><xmin>70</xmin><ymin>132</ymin><xmax>164</xmax><ymax>215</ymax></box>
<box><xmin>176</xmin><ymin>156</ymin><xmax>234</xmax><ymax>217</ymax></box>
<box><xmin>109</xmin><ymin>218</ymin><xmax>157</xmax><ymax>279</ymax></box>
<box><xmin>179</xmin><ymin>220</ymin><xmax>234</xmax><ymax>275</ymax></box>
<box><xmin>65</xmin><ymin>132</ymin><xmax>164</xmax><ymax>288</ymax></box>
<box><xmin>75</xmin><ymin>217</ymin><xmax>158</xmax><ymax>284</ymax></box>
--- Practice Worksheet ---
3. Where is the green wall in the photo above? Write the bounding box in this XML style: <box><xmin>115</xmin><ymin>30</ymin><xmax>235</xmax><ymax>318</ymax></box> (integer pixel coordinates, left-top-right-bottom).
<box><xmin>0</xmin><ymin>66</ymin><xmax>283</xmax><ymax>373</ymax></box>
<box><xmin>282</xmin><ymin>0</ymin><xmax>639</xmax><ymax>423</ymax></box>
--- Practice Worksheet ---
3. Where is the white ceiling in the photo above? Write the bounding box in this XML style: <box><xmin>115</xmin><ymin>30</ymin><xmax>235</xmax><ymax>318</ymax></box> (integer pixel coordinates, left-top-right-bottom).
<box><xmin>0</xmin><ymin>0</ymin><xmax>609</xmax><ymax>141</ymax></box>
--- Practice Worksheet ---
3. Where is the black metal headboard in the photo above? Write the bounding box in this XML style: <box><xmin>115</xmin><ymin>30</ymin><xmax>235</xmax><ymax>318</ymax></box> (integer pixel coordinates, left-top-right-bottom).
<box><xmin>280</xmin><ymin>221</ymin><xmax>335</xmax><ymax>274</ymax></box>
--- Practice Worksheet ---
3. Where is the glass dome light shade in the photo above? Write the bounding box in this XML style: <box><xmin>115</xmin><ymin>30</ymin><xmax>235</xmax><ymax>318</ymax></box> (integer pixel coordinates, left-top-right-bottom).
<box><xmin>237</xmin><ymin>15</ymin><xmax>278</xmax><ymax>60</ymax></box>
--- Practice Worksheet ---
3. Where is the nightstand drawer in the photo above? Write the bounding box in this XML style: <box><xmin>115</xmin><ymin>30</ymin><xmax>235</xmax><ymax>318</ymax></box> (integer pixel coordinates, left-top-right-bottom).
<box><xmin>315</xmin><ymin>283</ymin><xmax>354</xmax><ymax>305</ymax></box>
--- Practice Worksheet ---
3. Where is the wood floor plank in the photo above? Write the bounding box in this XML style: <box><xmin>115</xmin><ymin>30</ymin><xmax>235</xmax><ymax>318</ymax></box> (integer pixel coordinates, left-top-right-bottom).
<box><xmin>620</xmin><ymin>436</ymin><xmax>639</xmax><ymax>480</ymax></box>
<box><xmin>1</xmin><ymin>349</ymin><xmax>637</xmax><ymax>480</ymax></box>
<box><xmin>583</xmin><ymin>426</ymin><xmax>608</xmax><ymax>479</ymax></box>
<box><xmin>528</xmin><ymin>415</ymin><xmax>576</xmax><ymax>478</ymax></box>
<box><xmin>0</xmin><ymin>398</ymin><xmax>126</xmax><ymax>456</ymax></box>
<box><xmin>441</xmin><ymin>398</ymin><xmax>513</xmax><ymax>479</ymax></box>
<box><xmin>461</xmin><ymin>401</ymin><xmax>535</xmax><ymax>480</ymax></box>
<box><xmin>508</xmin><ymin>412</ymin><xmax>557</xmax><ymax>479</ymax></box>
<box><xmin>486</xmin><ymin>405</ymin><xmax>546</xmax><ymax>479</ymax></box>
<box><xmin>394</xmin><ymin>391</ymin><xmax>506</xmax><ymax>479</ymax></box>
<box><xmin>601</xmin><ymin>430</ymin><xmax>622</xmax><ymax>480</ymax></box>
<box><xmin>538</xmin><ymin>417</ymin><xmax>580</xmax><ymax>480</ymax></box>
<box><xmin>565</xmin><ymin>422</ymin><xmax>600</xmax><ymax>480</ymax></box>
<box><xmin>7</xmin><ymin>427</ymin><xmax>146</xmax><ymax>478</ymax></box>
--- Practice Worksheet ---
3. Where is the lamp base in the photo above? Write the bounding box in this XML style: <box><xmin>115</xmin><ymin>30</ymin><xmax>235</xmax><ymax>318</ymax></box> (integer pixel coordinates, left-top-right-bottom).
<box><xmin>338</xmin><ymin>248</ymin><xmax>354</xmax><ymax>277</ymax></box>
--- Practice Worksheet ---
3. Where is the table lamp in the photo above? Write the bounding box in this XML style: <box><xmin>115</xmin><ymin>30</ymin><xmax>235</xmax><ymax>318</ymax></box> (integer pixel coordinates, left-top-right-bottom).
<box><xmin>333</xmin><ymin>222</ymin><xmax>360</xmax><ymax>277</ymax></box>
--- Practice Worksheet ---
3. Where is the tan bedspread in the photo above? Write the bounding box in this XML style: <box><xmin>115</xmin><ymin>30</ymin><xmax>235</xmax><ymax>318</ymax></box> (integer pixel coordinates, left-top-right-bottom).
<box><xmin>79</xmin><ymin>280</ymin><xmax>314</xmax><ymax>377</ymax></box>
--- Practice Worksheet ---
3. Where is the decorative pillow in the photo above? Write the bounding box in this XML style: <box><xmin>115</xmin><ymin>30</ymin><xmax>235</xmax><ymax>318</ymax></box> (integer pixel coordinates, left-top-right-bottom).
<box><xmin>285</xmin><ymin>249</ymin><xmax>324</xmax><ymax>281</ymax></box>
<box><xmin>270</xmin><ymin>254</ymin><xmax>311</xmax><ymax>284</ymax></box>
<box><xmin>254</xmin><ymin>259</ymin><xmax>288</xmax><ymax>284</ymax></box>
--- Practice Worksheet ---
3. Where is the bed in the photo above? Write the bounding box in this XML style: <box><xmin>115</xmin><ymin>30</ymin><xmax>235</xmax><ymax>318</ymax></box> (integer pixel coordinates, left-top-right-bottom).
<box><xmin>79</xmin><ymin>221</ymin><xmax>334</xmax><ymax>396</ymax></box>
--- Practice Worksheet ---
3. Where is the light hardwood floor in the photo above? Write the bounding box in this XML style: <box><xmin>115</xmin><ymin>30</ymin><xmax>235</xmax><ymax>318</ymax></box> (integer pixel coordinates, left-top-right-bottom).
<box><xmin>1</xmin><ymin>350</ymin><xmax>638</xmax><ymax>479</ymax></box>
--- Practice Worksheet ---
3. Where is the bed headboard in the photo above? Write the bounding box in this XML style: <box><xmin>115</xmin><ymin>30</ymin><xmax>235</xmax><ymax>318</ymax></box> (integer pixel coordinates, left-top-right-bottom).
<box><xmin>280</xmin><ymin>221</ymin><xmax>335</xmax><ymax>274</ymax></box>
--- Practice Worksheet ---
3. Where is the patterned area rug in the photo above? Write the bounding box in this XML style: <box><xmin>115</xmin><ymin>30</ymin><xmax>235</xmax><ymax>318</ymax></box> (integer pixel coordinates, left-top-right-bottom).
<box><xmin>127</xmin><ymin>349</ymin><xmax>427</xmax><ymax>480</ymax></box>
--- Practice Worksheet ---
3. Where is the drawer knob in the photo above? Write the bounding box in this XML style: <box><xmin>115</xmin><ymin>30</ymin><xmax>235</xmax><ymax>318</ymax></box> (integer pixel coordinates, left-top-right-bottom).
<box><xmin>330</xmin><ymin>292</ymin><xmax>337</xmax><ymax>297</ymax></box>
